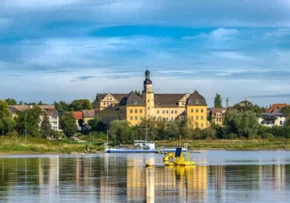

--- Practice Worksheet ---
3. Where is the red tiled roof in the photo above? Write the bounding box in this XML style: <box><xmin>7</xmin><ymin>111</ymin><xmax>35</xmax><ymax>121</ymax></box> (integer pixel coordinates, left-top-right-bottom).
<box><xmin>72</xmin><ymin>112</ymin><xmax>83</xmax><ymax>120</ymax></box>
<box><xmin>266</xmin><ymin>103</ymin><xmax>289</xmax><ymax>113</ymax></box>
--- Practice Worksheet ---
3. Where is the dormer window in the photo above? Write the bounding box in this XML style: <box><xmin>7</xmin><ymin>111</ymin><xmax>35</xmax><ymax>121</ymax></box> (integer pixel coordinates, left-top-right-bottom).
<box><xmin>195</xmin><ymin>99</ymin><xmax>199</xmax><ymax>104</ymax></box>
<box><xmin>133</xmin><ymin>100</ymin><xmax>137</xmax><ymax>105</ymax></box>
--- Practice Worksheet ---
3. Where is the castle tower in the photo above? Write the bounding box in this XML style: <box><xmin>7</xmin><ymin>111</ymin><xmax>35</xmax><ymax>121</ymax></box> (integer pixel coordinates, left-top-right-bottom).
<box><xmin>143</xmin><ymin>70</ymin><xmax>154</xmax><ymax>119</ymax></box>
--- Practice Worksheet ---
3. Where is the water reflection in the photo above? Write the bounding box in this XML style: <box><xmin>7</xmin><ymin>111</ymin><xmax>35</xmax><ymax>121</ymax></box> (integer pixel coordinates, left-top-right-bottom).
<box><xmin>0</xmin><ymin>153</ymin><xmax>290</xmax><ymax>202</ymax></box>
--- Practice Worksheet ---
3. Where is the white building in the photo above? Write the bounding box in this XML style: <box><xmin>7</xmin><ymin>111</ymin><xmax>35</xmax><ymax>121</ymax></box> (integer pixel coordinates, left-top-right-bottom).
<box><xmin>258</xmin><ymin>113</ymin><xmax>286</xmax><ymax>127</ymax></box>
<box><xmin>9</xmin><ymin>105</ymin><xmax>60</xmax><ymax>131</ymax></box>
<box><xmin>39</xmin><ymin>106</ymin><xmax>60</xmax><ymax>131</ymax></box>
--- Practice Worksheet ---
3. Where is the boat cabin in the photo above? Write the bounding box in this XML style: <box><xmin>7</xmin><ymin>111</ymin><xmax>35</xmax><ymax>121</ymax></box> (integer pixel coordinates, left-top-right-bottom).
<box><xmin>134</xmin><ymin>140</ymin><xmax>156</xmax><ymax>150</ymax></box>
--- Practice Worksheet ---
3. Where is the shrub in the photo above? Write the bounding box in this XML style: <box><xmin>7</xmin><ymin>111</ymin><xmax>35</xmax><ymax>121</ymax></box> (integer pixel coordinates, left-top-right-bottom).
<box><xmin>262</xmin><ymin>132</ymin><xmax>275</xmax><ymax>140</ymax></box>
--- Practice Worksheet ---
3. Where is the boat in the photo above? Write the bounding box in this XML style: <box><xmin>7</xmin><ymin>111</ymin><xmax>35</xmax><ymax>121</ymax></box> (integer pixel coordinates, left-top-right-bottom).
<box><xmin>104</xmin><ymin>140</ymin><xmax>188</xmax><ymax>153</ymax></box>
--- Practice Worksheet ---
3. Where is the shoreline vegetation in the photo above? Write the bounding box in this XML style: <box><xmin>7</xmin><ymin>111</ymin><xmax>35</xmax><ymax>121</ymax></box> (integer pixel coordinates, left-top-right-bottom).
<box><xmin>2</xmin><ymin>99</ymin><xmax>290</xmax><ymax>156</ymax></box>
<box><xmin>2</xmin><ymin>136</ymin><xmax>290</xmax><ymax>155</ymax></box>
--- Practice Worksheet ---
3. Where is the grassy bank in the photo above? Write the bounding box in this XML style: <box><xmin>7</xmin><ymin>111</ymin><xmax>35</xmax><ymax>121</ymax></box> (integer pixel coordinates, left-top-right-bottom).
<box><xmin>1</xmin><ymin>137</ymin><xmax>290</xmax><ymax>155</ymax></box>
<box><xmin>0</xmin><ymin>136</ymin><xmax>105</xmax><ymax>155</ymax></box>
<box><xmin>157</xmin><ymin>139</ymin><xmax>290</xmax><ymax>150</ymax></box>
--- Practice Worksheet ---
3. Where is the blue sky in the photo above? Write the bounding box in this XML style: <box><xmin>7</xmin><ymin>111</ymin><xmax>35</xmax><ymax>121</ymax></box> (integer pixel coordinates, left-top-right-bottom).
<box><xmin>1</xmin><ymin>0</ymin><xmax>290</xmax><ymax>107</ymax></box>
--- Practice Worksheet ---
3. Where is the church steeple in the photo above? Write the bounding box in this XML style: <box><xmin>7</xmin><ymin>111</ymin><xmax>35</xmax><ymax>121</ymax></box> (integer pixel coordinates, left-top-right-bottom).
<box><xmin>144</xmin><ymin>70</ymin><xmax>152</xmax><ymax>85</ymax></box>
<box><xmin>143</xmin><ymin>69</ymin><xmax>153</xmax><ymax>93</ymax></box>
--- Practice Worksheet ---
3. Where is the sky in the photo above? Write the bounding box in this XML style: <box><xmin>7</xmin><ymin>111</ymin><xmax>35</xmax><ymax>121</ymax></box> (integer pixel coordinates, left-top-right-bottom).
<box><xmin>1</xmin><ymin>0</ymin><xmax>290</xmax><ymax>107</ymax></box>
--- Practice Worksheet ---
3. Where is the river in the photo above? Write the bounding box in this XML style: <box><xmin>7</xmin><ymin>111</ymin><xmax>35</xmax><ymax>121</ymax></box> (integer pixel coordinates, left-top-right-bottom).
<box><xmin>1</xmin><ymin>150</ymin><xmax>290</xmax><ymax>202</ymax></box>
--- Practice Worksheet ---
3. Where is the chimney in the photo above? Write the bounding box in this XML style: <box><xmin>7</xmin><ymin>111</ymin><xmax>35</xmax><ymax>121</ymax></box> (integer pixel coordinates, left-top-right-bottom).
<box><xmin>226</xmin><ymin>98</ymin><xmax>229</xmax><ymax>108</ymax></box>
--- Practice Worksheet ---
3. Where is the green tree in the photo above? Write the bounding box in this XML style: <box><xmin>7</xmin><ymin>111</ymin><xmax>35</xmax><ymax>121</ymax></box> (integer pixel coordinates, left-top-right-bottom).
<box><xmin>59</xmin><ymin>113</ymin><xmax>78</xmax><ymax>138</ymax></box>
<box><xmin>88</xmin><ymin>117</ymin><xmax>105</xmax><ymax>132</ymax></box>
<box><xmin>214</xmin><ymin>93</ymin><xmax>223</xmax><ymax>108</ymax></box>
<box><xmin>40</xmin><ymin>113</ymin><xmax>52</xmax><ymax>138</ymax></box>
<box><xmin>233</xmin><ymin>100</ymin><xmax>264</xmax><ymax>115</ymax></box>
<box><xmin>0</xmin><ymin>100</ymin><xmax>16</xmax><ymax>135</ymax></box>
<box><xmin>16</xmin><ymin>106</ymin><xmax>42</xmax><ymax>137</ymax></box>
<box><xmin>70</xmin><ymin>99</ymin><xmax>92</xmax><ymax>111</ymax></box>
<box><xmin>281</xmin><ymin>106</ymin><xmax>290</xmax><ymax>117</ymax></box>
<box><xmin>165</xmin><ymin>120</ymin><xmax>180</xmax><ymax>140</ymax></box>
<box><xmin>225</xmin><ymin>111</ymin><xmax>259</xmax><ymax>138</ymax></box>
<box><xmin>109</xmin><ymin>120</ymin><xmax>130</xmax><ymax>145</ymax></box>
<box><xmin>54</xmin><ymin>101</ymin><xmax>70</xmax><ymax>116</ymax></box>
<box><xmin>78</xmin><ymin>119</ymin><xmax>85</xmax><ymax>131</ymax></box>
<box><xmin>5</xmin><ymin>98</ymin><xmax>17</xmax><ymax>105</ymax></box>
<box><xmin>281</xmin><ymin>106</ymin><xmax>290</xmax><ymax>126</ymax></box>
<box><xmin>139</xmin><ymin>118</ymin><xmax>158</xmax><ymax>140</ymax></box>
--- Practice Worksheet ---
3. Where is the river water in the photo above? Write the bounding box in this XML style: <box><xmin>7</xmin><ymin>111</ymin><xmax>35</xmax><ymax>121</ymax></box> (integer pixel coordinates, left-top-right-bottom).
<box><xmin>1</xmin><ymin>150</ymin><xmax>290</xmax><ymax>203</ymax></box>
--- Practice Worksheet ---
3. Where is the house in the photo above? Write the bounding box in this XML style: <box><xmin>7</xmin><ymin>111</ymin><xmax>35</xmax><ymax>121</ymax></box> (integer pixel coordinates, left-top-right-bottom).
<box><xmin>258</xmin><ymin>113</ymin><xmax>286</xmax><ymax>127</ymax></box>
<box><xmin>94</xmin><ymin>70</ymin><xmax>208</xmax><ymax>129</ymax></box>
<box><xmin>82</xmin><ymin>109</ymin><xmax>96</xmax><ymax>123</ymax></box>
<box><xmin>39</xmin><ymin>106</ymin><xmax>59</xmax><ymax>131</ymax></box>
<box><xmin>210</xmin><ymin>108</ymin><xmax>228</xmax><ymax>126</ymax></box>
<box><xmin>8</xmin><ymin>105</ymin><xmax>60</xmax><ymax>131</ymax></box>
<box><xmin>266</xmin><ymin>103</ymin><xmax>290</xmax><ymax>113</ymax></box>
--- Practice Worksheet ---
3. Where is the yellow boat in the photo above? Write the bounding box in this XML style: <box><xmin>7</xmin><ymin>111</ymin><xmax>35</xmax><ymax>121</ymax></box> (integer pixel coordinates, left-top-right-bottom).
<box><xmin>163</xmin><ymin>148</ymin><xmax>196</xmax><ymax>167</ymax></box>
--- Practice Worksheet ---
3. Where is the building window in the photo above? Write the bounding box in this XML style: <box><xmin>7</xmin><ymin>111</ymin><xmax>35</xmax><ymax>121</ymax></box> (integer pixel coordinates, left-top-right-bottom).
<box><xmin>201</xmin><ymin>109</ymin><xmax>204</xmax><ymax>113</ymax></box>
<box><xmin>171</xmin><ymin>110</ymin><xmax>173</xmax><ymax>114</ymax></box>
<box><xmin>196</xmin><ymin>109</ymin><xmax>199</xmax><ymax>113</ymax></box>
<box><xmin>162</xmin><ymin>110</ymin><xmax>165</xmax><ymax>114</ymax></box>
<box><xmin>191</xmin><ymin>116</ymin><xmax>193</xmax><ymax>119</ymax></box>
<box><xmin>196</xmin><ymin>123</ymin><xmax>199</xmax><ymax>127</ymax></box>
<box><xmin>157</xmin><ymin>110</ymin><xmax>159</xmax><ymax>114</ymax></box>
<box><xmin>166</xmin><ymin>110</ymin><xmax>169</xmax><ymax>114</ymax></box>
<box><xmin>272</xmin><ymin>121</ymin><xmax>275</xmax><ymax>124</ymax></box>
<box><xmin>130</xmin><ymin>116</ymin><xmax>133</xmax><ymax>120</ymax></box>
<box><xmin>148</xmin><ymin>100</ymin><xmax>150</xmax><ymax>102</ymax></box>
<box><xmin>182</xmin><ymin>102</ymin><xmax>185</xmax><ymax>105</ymax></box>
<box><xmin>135</xmin><ymin>109</ymin><xmax>137</xmax><ymax>113</ymax></box>
<box><xmin>135</xmin><ymin>116</ymin><xmax>138</xmax><ymax>120</ymax></box>
<box><xmin>140</xmin><ymin>117</ymin><xmax>142</xmax><ymax>120</ymax></box>
<box><xmin>196</xmin><ymin>116</ymin><xmax>198</xmax><ymax>120</ymax></box>
<box><xmin>201</xmin><ymin>123</ymin><xmax>204</xmax><ymax>127</ymax></box>
<box><xmin>140</xmin><ymin>109</ymin><xmax>142</xmax><ymax>113</ymax></box>
<box><xmin>191</xmin><ymin>109</ymin><xmax>193</xmax><ymax>113</ymax></box>
<box><xmin>130</xmin><ymin>109</ymin><xmax>133</xmax><ymax>113</ymax></box>
<box><xmin>280</xmin><ymin>121</ymin><xmax>282</xmax><ymax>125</ymax></box>
<box><xmin>201</xmin><ymin>116</ymin><xmax>203</xmax><ymax>120</ymax></box>
<box><xmin>175</xmin><ymin>110</ymin><xmax>177</xmax><ymax>114</ymax></box>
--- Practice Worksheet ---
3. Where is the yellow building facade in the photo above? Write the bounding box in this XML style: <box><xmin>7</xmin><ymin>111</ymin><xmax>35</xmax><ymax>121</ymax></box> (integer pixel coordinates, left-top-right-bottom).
<box><xmin>95</xmin><ymin>70</ymin><xmax>207</xmax><ymax>129</ymax></box>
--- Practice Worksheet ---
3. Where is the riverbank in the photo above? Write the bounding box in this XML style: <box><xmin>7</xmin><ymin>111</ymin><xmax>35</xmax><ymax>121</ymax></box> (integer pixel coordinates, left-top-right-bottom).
<box><xmin>159</xmin><ymin>139</ymin><xmax>290</xmax><ymax>150</ymax></box>
<box><xmin>0</xmin><ymin>136</ymin><xmax>92</xmax><ymax>155</ymax></box>
<box><xmin>1</xmin><ymin>137</ymin><xmax>290</xmax><ymax>155</ymax></box>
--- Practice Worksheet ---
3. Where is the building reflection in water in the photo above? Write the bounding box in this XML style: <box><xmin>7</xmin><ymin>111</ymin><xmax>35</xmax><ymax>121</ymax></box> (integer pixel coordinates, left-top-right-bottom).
<box><xmin>0</xmin><ymin>155</ymin><xmax>289</xmax><ymax>202</ymax></box>
<box><xmin>125</xmin><ymin>156</ymin><xmax>207</xmax><ymax>202</ymax></box>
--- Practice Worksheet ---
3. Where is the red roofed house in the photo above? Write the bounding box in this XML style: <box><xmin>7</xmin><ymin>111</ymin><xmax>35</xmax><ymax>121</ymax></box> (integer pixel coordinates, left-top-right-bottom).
<box><xmin>266</xmin><ymin>104</ymin><xmax>290</xmax><ymax>113</ymax></box>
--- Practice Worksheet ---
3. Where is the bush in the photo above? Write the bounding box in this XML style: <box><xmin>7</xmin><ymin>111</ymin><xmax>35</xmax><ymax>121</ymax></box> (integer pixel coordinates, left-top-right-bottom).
<box><xmin>6</xmin><ymin>130</ymin><xmax>19</xmax><ymax>137</ymax></box>
<box><xmin>227</xmin><ymin>133</ymin><xmax>237</xmax><ymax>139</ymax></box>
<box><xmin>262</xmin><ymin>132</ymin><xmax>275</xmax><ymax>140</ymax></box>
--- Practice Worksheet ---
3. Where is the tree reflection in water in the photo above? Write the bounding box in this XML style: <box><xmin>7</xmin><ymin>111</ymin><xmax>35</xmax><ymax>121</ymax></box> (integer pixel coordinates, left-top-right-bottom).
<box><xmin>0</xmin><ymin>153</ymin><xmax>289</xmax><ymax>202</ymax></box>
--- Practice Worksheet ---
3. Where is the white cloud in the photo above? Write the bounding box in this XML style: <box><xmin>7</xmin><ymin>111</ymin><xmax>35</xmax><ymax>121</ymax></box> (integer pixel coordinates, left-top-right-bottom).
<box><xmin>210</xmin><ymin>28</ymin><xmax>239</xmax><ymax>39</ymax></box>
<box><xmin>182</xmin><ymin>28</ymin><xmax>239</xmax><ymax>41</ymax></box>
<box><xmin>213</xmin><ymin>51</ymin><xmax>253</xmax><ymax>61</ymax></box>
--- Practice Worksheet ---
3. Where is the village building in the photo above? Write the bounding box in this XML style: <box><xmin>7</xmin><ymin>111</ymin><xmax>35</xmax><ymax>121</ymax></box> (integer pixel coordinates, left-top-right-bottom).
<box><xmin>266</xmin><ymin>103</ymin><xmax>290</xmax><ymax>113</ymax></box>
<box><xmin>8</xmin><ymin>105</ymin><xmax>60</xmax><ymax>131</ymax></box>
<box><xmin>258</xmin><ymin>113</ymin><xmax>287</xmax><ymax>127</ymax></box>
<box><xmin>94</xmin><ymin>70</ymin><xmax>208</xmax><ymax>129</ymax></box>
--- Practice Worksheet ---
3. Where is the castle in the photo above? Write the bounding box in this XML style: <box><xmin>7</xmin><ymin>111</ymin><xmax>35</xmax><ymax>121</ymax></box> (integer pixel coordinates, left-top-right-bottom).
<box><xmin>95</xmin><ymin>70</ymin><xmax>207</xmax><ymax>129</ymax></box>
